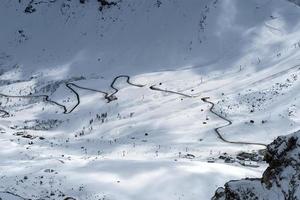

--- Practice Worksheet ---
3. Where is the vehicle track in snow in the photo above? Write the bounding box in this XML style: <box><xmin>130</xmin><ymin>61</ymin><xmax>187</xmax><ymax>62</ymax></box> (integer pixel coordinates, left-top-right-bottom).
<box><xmin>249</xmin><ymin>64</ymin><xmax>300</xmax><ymax>86</ymax></box>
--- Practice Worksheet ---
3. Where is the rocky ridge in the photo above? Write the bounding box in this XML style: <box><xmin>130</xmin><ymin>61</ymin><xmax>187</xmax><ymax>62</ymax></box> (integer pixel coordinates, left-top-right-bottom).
<box><xmin>212</xmin><ymin>130</ymin><xmax>300</xmax><ymax>200</ymax></box>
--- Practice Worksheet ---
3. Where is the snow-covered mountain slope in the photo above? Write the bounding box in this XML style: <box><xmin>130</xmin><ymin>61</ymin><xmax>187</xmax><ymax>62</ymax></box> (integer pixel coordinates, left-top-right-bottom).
<box><xmin>2</xmin><ymin>0</ymin><xmax>300</xmax><ymax>77</ymax></box>
<box><xmin>0</xmin><ymin>0</ymin><xmax>300</xmax><ymax>199</ymax></box>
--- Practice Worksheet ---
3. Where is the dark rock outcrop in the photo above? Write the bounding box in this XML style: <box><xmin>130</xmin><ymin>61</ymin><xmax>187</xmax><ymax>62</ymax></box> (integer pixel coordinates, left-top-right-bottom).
<box><xmin>21</xmin><ymin>0</ymin><xmax>119</xmax><ymax>14</ymax></box>
<box><xmin>212</xmin><ymin>130</ymin><xmax>300</xmax><ymax>200</ymax></box>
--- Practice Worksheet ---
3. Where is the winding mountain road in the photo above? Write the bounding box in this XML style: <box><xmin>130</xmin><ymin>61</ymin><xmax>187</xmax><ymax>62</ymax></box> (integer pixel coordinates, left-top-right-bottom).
<box><xmin>0</xmin><ymin>191</ymin><xmax>75</xmax><ymax>200</ymax></box>
<box><xmin>67</xmin><ymin>82</ymin><xmax>110</xmax><ymax>102</ymax></box>
<box><xmin>0</xmin><ymin>191</ymin><xmax>30</xmax><ymax>200</ymax></box>
<box><xmin>108</xmin><ymin>75</ymin><xmax>145</xmax><ymax>100</ymax></box>
<box><xmin>146</xmin><ymin>85</ymin><xmax>267</xmax><ymax>147</ymax></box>
<box><xmin>0</xmin><ymin>75</ymin><xmax>269</xmax><ymax>199</ymax></box>
<box><xmin>0</xmin><ymin>75</ymin><xmax>267</xmax><ymax>148</ymax></box>
<box><xmin>149</xmin><ymin>84</ymin><xmax>198</xmax><ymax>98</ymax></box>
<box><xmin>0</xmin><ymin>109</ymin><xmax>9</xmax><ymax>118</ymax></box>
<box><xmin>64</xmin><ymin>76</ymin><xmax>144</xmax><ymax>112</ymax></box>
<box><xmin>201</xmin><ymin>97</ymin><xmax>267</xmax><ymax>147</ymax></box>
<box><xmin>0</xmin><ymin>92</ymin><xmax>67</xmax><ymax>114</ymax></box>
<box><xmin>64</xmin><ymin>83</ymin><xmax>81</xmax><ymax>114</ymax></box>
<box><xmin>0</xmin><ymin>75</ymin><xmax>145</xmax><ymax>115</ymax></box>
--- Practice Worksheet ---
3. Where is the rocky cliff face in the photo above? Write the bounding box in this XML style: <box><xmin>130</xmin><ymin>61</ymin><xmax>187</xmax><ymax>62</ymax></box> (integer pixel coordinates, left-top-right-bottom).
<box><xmin>212</xmin><ymin>130</ymin><xmax>300</xmax><ymax>200</ymax></box>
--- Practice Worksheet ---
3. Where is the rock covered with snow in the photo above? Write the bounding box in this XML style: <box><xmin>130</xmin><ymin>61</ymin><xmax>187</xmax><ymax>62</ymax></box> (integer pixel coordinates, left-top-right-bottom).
<box><xmin>212</xmin><ymin>130</ymin><xmax>300</xmax><ymax>200</ymax></box>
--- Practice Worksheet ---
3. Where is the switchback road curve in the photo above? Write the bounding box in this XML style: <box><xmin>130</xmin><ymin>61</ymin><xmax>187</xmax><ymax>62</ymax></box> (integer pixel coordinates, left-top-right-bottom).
<box><xmin>0</xmin><ymin>75</ymin><xmax>267</xmax><ymax>148</ymax></box>
<box><xmin>0</xmin><ymin>109</ymin><xmax>9</xmax><ymax>118</ymax></box>
<box><xmin>0</xmin><ymin>75</ymin><xmax>145</xmax><ymax>115</ymax></box>
<box><xmin>201</xmin><ymin>97</ymin><xmax>267</xmax><ymax>147</ymax></box>
<box><xmin>147</xmin><ymin>86</ymin><xmax>266</xmax><ymax>147</ymax></box>
<box><xmin>0</xmin><ymin>91</ymin><xmax>67</xmax><ymax>114</ymax></box>
<box><xmin>0</xmin><ymin>191</ymin><xmax>76</xmax><ymax>200</ymax></box>
<box><xmin>108</xmin><ymin>75</ymin><xmax>145</xmax><ymax>100</ymax></box>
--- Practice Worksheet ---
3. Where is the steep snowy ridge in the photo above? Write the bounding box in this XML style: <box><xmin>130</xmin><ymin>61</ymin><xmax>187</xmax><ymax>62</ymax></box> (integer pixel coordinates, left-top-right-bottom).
<box><xmin>0</xmin><ymin>0</ymin><xmax>300</xmax><ymax>200</ymax></box>
<box><xmin>212</xmin><ymin>130</ymin><xmax>300</xmax><ymax>200</ymax></box>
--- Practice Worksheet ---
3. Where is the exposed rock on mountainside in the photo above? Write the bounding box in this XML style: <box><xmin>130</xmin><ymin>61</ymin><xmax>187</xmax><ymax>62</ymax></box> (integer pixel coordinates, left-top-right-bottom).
<box><xmin>288</xmin><ymin>0</ymin><xmax>300</xmax><ymax>6</ymax></box>
<box><xmin>212</xmin><ymin>130</ymin><xmax>300</xmax><ymax>200</ymax></box>
<box><xmin>22</xmin><ymin>0</ymin><xmax>119</xmax><ymax>13</ymax></box>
